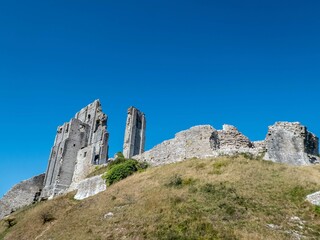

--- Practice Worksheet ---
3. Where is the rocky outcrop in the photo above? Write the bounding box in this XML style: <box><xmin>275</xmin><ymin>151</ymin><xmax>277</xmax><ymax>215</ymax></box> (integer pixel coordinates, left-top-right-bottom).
<box><xmin>71</xmin><ymin>175</ymin><xmax>106</xmax><ymax>200</ymax></box>
<box><xmin>264</xmin><ymin>122</ymin><xmax>319</xmax><ymax>165</ymax></box>
<box><xmin>0</xmin><ymin>174</ymin><xmax>45</xmax><ymax>220</ymax></box>
<box><xmin>306</xmin><ymin>191</ymin><xmax>320</xmax><ymax>206</ymax></box>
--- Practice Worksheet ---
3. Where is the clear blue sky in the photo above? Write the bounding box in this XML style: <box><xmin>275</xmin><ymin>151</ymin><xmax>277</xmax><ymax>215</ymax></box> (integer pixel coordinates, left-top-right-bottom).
<box><xmin>1</xmin><ymin>0</ymin><xmax>320</xmax><ymax>197</ymax></box>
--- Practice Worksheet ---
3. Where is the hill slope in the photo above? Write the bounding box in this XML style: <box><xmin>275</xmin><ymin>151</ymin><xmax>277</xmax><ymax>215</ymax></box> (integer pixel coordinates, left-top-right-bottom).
<box><xmin>1</xmin><ymin>156</ymin><xmax>320</xmax><ymax>240</ymax></box>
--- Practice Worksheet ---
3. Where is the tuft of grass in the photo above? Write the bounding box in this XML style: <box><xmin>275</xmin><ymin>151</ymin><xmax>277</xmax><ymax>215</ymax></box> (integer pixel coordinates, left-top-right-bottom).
<box><xmin>86</xmin><ymin>165</ymin><xmax>109</xmax><ymax>178</ymax></box>
<box><xmin>165</xmin><ymin>175</ymin><xmax>197</xmax><ymax>188</ymax></box>
<box><xmin>315</xmin><ymin>205</ymin><xmax>320</xmax><ymax>215</ymax></box>
<box><xmin>165</xmin><ymin>174</ymin><xmax>183</xmax><ymax>187</ymax></box>
<box><xmin>239</xmin><ymin>152</ymin><xmax>255</xmax><ymax>160</ymax></box>
<box><xmin>211</xmin><ymin>159</ymin><xmax>229</xmax><ymax>174</ymax></box>
<box><xmin>287</xmin><ymin>185</ymin><xmax>314</xmax><ymax>205</ymax></box>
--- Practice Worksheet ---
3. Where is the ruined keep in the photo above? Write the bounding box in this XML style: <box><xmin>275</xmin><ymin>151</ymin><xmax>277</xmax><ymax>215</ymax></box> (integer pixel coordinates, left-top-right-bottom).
<box><xmin>264</xmin><ymin>122</ymin><xmax>319</xmax><ymax>165</ymax></box>
<box><xmin>41</xmin><ymin>100</ymin><xmax>109</xmax><ymax>199</ymax></box>
<box><xmin>123</xmin><ymin>106</ymin><xmax>146</xmax><ymax>158</ymax></box>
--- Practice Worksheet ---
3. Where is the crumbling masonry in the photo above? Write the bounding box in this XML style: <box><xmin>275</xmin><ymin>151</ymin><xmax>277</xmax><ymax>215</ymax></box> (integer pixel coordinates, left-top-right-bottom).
<box><xmin>264</xmin><ymin>122</ymin><xmax>319</xmax><ymax>165</ymax></box>
<box><xmin>2</xmin><ymin>99</ymin><xmax>320</xmax><ymax>220</ymax></box>
<box><xmin>41</xmin><ymin>100</ymin><xmax>109</xmax><ymax>199</ymax></box>
<box><xmin>123</xmin><ymin>106</ymin><xmax>146</xmax><ymax>158</ymax></box>
<box><xmin>135</xmin><ymin>122</ymin><xmax>319</xmax><ymax>166</ymax></box>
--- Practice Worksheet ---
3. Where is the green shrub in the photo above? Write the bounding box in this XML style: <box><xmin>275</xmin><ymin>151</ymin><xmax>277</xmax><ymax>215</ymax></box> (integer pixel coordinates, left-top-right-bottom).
<box><xmin>106</xmin><ymin>152</ymin><xmax>127</xmax><ymax>170</ymax></box>
<box><xmin>102</xmin><ymin>159</ymin><xmax>147</xmax><ymax>186</ymax></box>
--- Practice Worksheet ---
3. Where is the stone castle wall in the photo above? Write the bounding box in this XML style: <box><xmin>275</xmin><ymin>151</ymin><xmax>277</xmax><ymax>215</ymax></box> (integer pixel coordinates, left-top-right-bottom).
<box><xmin>0</xmin><ymin>174</ymin><xmax>45</xmax><ymax>219</ymax></box>
<box><xmin>135</xmin><ymin>125</ymin><xmax>214</xmax><ymax>165</ymax></box>
<box><xmin>135</xmin><ymin>124</ymin><xmax>264</xmax><ymax>166</ymax></box>
<box><xmin>135</xmin><ymin>122</ymin><xmax>318</xmax><ymax>167</ymax></box>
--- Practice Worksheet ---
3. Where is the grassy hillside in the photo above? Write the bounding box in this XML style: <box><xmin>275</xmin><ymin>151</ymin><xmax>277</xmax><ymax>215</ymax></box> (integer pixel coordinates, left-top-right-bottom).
<box><xmin>1</xmin><ymin>155</ymin><xmax>320</xmax><ymax>240</ymax></box>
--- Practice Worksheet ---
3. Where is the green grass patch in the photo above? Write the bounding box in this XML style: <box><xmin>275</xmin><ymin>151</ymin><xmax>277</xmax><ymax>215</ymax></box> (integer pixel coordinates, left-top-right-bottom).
<box><xmin>211</xmin><ymin>159</ymin><xmax>229</xmax><ymax>174</ymax></box>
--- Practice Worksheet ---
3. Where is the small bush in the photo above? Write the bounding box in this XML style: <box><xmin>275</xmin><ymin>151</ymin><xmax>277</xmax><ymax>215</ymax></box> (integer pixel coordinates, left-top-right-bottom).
<box><xmin>4</xmin><ymin>217</ymin><xmax>17</xmax><ymax>228</ymax></box>
<box><xmin>105</xmin><ymin>152</ymin><xmax>129</xmax><ymax>170</ymax></box>
<box><xmin>102</xmin><ymin>159</ymin><xmax>146</xmax><ymax>186</ymax></box>
<box><xmin>41</xmin><ymin>212</ymin><xmax>55</xmax><ymax>224</ymax></box>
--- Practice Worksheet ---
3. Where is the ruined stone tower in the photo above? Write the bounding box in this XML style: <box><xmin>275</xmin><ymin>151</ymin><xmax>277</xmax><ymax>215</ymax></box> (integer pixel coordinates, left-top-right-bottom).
<box><xmin>264</xmin><ymin>122</ymin><xmax>319</xmax><ymax>165</ymax></box>
<box><xmin>123</xmin><ymin>107</ymin><xmax>146</xmax><ymax>158</ymax></box>
<box><xmin>42</xmin><ymin>100</ymin><xmax>109</xmax><ymax>199</ymax></box>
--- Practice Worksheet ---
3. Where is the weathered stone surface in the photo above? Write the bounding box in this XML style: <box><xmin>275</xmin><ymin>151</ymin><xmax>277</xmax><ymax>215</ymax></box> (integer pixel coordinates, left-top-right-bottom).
<box><xmin>264</xmin><ymin>122</ymin><xmax>319</xmax><ymax>165</ymax></box>
<box><xmin>216</xmin><ymin>124</ymin><xmax>253</xmax><ymax>149</ymax></box>
<box><xmin>72</xmin><ymin>175</ymin><xmax>106</xmax><ymax>200</ymax></box>
<box><xmin>42</xmin><ymin>100</ymin><xmax>109</xmax><ymax>199</ymax></box>
<box><xmin>211</xmin><ymin>125</ymin><xmax>265</xmax><ymax>157</ymax></box>
<box><xmin>123</xmin><ymin>107</ymin><xmax>146</xmax><ymax>158</ymax></box>
<box><xmin>71</xmin><ymin>148</ymin><xmax>96</xmax><ymax>185</ymax></box>
<box><xmin>135</xmin><ymin>125</ymin><xmax>217</xmax><ymax>166</ymax></box>
<box><xmin>0</xmin><ymin>174</ymin><xmax>45</xmax><ymax>220</ymax></box>
<box><xmin>306</xmin><ymin>191</ymin><xmax>320</xmax><ymax>206</ymax></box>
<box><xmin>252</xmin><ymin>140</ymin><xmax>266</xmax><ymax>151</ymax></box>
<box><xmin>134</xmin><ymin>121</ymin><xmax>318</xmax><ymax>167</ymax></box>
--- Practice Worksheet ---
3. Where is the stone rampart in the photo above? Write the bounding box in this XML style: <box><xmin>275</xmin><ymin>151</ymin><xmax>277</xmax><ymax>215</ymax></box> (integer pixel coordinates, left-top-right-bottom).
<box><xmin>0</xmin><ymin>174</ymin><xmax>45</xmax><ymax>220</ymax></box>
<box><xmin>135</xmin><ymin>125</ymin><xmax>263</xmax><ymax>166</ymax></box>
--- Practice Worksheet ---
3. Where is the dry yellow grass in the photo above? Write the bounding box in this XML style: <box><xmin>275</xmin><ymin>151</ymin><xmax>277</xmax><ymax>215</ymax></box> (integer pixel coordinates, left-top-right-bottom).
<box><xmin>1</xmin><ymin>156</ymin><xmax>320</xmax><ymax>240</ymax></box>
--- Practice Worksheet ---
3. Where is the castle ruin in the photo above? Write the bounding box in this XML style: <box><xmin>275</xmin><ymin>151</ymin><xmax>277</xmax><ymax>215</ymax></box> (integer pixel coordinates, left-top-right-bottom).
<box><xmin>2</xmin><ymin>99</ymin><xmax>320</xmax><ymax>220</ymax></box>
<box><xmin>41</xmin><ymin>100</ymin><xmax>109</xmax><ymax>199</ymax></box>
<box><xmin>264</xmin><ymin>122</ymin><xmax>319</xmax><ymax>165</ymax></box>
<box><xmin>135</xmin><ymin>122</ymin><xmax>319</xmax><ymax>166</ymax></box>
<box><xmin>123</xmin><ymin>107</ymin><xmax>146</xmax><ymax>158</ymax></box>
